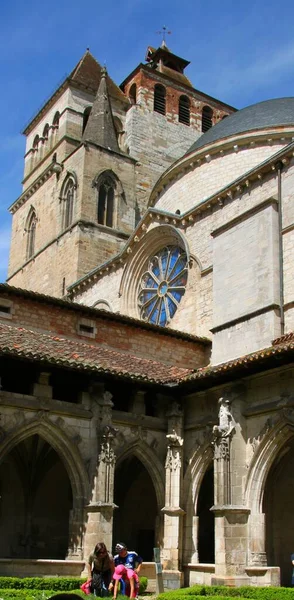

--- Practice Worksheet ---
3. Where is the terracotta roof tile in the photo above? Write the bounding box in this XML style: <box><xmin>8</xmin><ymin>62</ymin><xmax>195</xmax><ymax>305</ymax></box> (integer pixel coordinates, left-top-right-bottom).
<box><xmin>181</xmin><ymin>335</ymin><xmax>294</xmax><ymax>385</ymax></box>
<box><xmin>273</xmin><ymin>331</ymin><xmax>294</xmax><ymax>345</ymax></box>
<box><xmin>160</xmin><ymin>65</ymin><xmax>192</xmax><ymax>88</ymax></box>
<box><xmin>0</xmin><ymin>322</ymin><xmax>191</xmax><ymax>385</ymax></box>
<box><xmin>69</xmin><ymin>51</ymin><xmax>129</xmax><ymax>104</ymax></box>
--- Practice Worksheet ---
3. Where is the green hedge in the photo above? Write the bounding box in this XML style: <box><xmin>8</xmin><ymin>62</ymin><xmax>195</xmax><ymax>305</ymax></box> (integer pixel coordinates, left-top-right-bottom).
<box><xmin>157</xmin><ymin>585</ymin><xmax>294</xmax><ymax>600</ymax></box>
<box><xmin>0</xmin><ymin>575</ymin><xmax>148</xmax><ymax>596</ymax></box>
<box><xmin>0</xmin><ymin>579</ymin><xmax>84</xmax><ymax>591</ymax></box>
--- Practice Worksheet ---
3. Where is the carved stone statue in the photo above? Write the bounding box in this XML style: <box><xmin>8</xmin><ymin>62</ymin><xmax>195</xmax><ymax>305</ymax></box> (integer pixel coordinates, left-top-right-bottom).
<box><xmin>213</xmin><ymin>397</ymin><xmax>236</xmax><ymax>439</ymax></box>
<box><xmin>166</xmin><ymin>429</ymin><xmax>183</xmax><ymax>446</ymax></box>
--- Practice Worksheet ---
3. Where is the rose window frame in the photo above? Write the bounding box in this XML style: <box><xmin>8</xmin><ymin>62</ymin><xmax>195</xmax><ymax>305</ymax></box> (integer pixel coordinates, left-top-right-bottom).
<box><xmin>138</xmin><ymin>246</ymin><xmax>188</xmax><ymax>326</ymax></box>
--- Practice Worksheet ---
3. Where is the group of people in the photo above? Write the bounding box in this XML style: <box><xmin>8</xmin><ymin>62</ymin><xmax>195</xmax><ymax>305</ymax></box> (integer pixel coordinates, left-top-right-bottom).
<box><xmin>87</xmin><ymin>541</ymin><xmax>143</xmax><ymax>598</ymax></box>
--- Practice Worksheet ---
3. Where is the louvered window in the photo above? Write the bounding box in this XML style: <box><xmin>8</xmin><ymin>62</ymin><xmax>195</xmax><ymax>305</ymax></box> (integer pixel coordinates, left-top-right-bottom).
<box><xmin>179</xmin><ymin>95</ymin><xmax>190</xmax><ymax>125</ymax></box>
<box><xmin>154</xmin><ymin>84</ymin><xmax>166</xmax><ymax>115</ymax></box>
<box><xmin>202</xmin><ymin>106</ymin><xmax>213</xmax><ymax>132</ymax></box>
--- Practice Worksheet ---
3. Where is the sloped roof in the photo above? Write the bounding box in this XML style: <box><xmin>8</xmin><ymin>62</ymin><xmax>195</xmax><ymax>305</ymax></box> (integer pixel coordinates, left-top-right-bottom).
<box><xmin>179</xmin><ymin>334</ymin><xmax>294</xmax><ymax>388</ymax></box>
<box><xmin>1</xmin><ymin>319</ymin><xmax>294</xmax><ymax>389</ymax></box>
<box><xmin>23</xmin><ymin>50</ymin><xmax>128</xmax><ymax>135</ymax></box>
<box><xmin>160</xmin><ymin>65</ymin><xmax>192</xmax><ymax>87</ymax></box>
<box><xmin>69</xmin><ymin>50</ymin><xmax>128</xmax><ymax>103</ymax></box>
<box><xmin>188</xmin><ymin>97</ymin><xmax>294</xmax><ymax>153</ymax></box>
<box><xmin>0</xmin><ymin>322</ymin><xmax>191</xmax><ymax>385</ymax></box>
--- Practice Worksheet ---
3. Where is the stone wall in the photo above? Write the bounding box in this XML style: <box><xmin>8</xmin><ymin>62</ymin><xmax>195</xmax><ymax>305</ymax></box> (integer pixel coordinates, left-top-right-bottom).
<box><xmin>0</xmin><ymin>289</ymin><xmax>210</xmax><ymax>368</ymax></box>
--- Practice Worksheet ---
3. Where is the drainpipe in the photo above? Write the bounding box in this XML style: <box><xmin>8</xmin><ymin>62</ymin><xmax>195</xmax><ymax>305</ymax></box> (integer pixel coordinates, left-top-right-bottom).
<box><xmin>276</xmin><ymin>161</ymin><xmax>284</xmax><ymax>335</ymax></box>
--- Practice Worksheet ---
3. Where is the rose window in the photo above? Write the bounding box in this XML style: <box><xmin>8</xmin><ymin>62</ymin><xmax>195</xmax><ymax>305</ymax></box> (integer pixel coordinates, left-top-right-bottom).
<box><xmin>138</xmin><ymin>246</ymin><xmax>188</xmax><ymax>326</ymax></box>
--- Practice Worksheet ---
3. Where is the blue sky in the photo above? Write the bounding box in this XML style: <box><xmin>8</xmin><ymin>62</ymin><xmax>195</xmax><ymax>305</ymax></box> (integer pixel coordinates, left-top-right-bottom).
<box><xmin>1</xmin><ymin>0</ymin><xmax>294</xmax><ymax>283</ymax></box>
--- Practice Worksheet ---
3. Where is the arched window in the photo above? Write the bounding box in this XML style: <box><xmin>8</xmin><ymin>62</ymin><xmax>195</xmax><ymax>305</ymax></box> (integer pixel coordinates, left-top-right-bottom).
<box><xmin>42</xmin><ymin>124</ymin><xmax>49</xmax><ymax>140</ymax></box>
<box><xmin>33</xmin><ymin>135</ymin><xmax>39</xmax><ymax>152</ymax></box>
<box><xmin>26</xmin><ymin>210</ymin><xmax>37</xmax><ymax>259</ymax></box>
<box><xmin>60</xmin><ymin>174</ymin><xmax>77</xmax><ymax>230</ymax></box>
<box><xmin>93</xmin><ymin>171</ymin><xmax>124</xmax><ymax>230</ymax></box>
<box><xmin>83</xmin><ymin>106</ymin><xmax>92</xmax><ymax>133</ymax></box>
<box><xmin>52</xmin><ymin>111</ymin><xmax>60</xmax><ymax>129</ymax></box>
<box><xmin>154</xmin><ymin>84</ymin><xmax>166</xmax><ymax>115</ymax></box>
<box><xmin>129</xmin><ymin>83</ymin><xmax>137</xmax><ymax>104</ymax></box>
<box><xmin>98</xmin><ymin>177</ymin><xmax>114</xmax><ymax>227</ymax></box>
<box><xmin>63</xmin><ymin>180</ymin><xmax>75</xmax><ymax>229</ymax></box>
<box><xmin>202</xmin><ymin>106</ymin><xmax>213</xmax><ymax>132</ymax></box>
<box><xmin>179</xmin><ymin>95</ymin><xmax>190</xmax><ymax>125</ymax></box>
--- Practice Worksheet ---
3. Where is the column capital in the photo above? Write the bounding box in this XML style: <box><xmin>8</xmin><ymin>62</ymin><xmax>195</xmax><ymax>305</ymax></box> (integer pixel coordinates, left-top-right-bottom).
<box><xmin>161</xmin><ymin>506</ymin><xmax>185</xmax><ymax>516</ymax></box>
<box><xmin>211</xmin><ymin>504</ymin><xmax>250</xmax><ymax>515</ymax></box>
<box><xmin>85</xmin><ymin>502</ymin><xmax>118</xmax><ymax>512</ymax></box>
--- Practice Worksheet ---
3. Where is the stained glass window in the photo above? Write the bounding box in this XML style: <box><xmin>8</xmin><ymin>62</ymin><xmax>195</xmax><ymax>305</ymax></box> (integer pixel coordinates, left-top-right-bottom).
<box><xmin>138</xmin><ymin>246</ymin><xmax>188</xmax><ymax>326</ymax></box>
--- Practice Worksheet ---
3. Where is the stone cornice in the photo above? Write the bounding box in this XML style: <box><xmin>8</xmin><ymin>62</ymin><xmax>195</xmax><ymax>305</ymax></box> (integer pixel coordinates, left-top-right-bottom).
<box><xmin>9</xmin><ymin>162</ymin><xmax>57</xmax><ymax>214</ymax></box>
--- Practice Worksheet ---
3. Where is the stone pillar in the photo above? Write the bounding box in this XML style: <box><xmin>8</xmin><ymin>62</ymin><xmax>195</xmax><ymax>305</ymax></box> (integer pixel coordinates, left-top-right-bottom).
<box><xmin>211</xmin><ymin>395</ymin><xmax>250</xmax><ymax>585</ymax></box>
<box><xmin>67</xmin><ymin>506</ymin><xmax>84</xmax><ymax>559</ymax></box>
<box><xmin>33</xmin><ymin>372</ymin><xmax>52</xmax><ymax>399</ymax></box>
<box><xmin>129</xmin><ymin>390</ymin><xmax>145</xmax><ymax>415</ymax></box>
<box><xmin>212</xmin><ymin>506</ymin><xmax>250</xmax><ymax>586</ymax></box>
<box><xmin>161</xmin><ymin>402</ymin><xmax>185</xmax><ymax>587</ymax></box>
<box><xmin>83</xmin><ymin>389</ymin><xmax>117</xmax><ymax>560</ymax></box>
<box><xmin>249</xmin><ymin>513</ymin><xmax>267</xmax><ymax>566</ymax></box>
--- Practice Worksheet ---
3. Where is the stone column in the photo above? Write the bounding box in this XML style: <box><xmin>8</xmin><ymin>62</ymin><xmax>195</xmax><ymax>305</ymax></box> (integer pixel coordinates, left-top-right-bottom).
<box><xmin>249</xmin><ymin>512</ymin><xmax>267</xmax><ymax>566</ymax></box>
<box><xmin>211</xmin><ymin>395</ymin><xmax>249</xmax><ymax>585</ymax></box>
<box><xmin>83</xmin><ymin>390</ymin><xmax>117</xmax><ymax>559</ymax></box>
<box><xmin>161</xmin><ymin>402</ymin><xmax>185</xmax><ymax>587</ymax></box>
<box><xmin>67</xmin><ymin>507</ymin><xmax>84</xmax><ymax>559</ymax></box>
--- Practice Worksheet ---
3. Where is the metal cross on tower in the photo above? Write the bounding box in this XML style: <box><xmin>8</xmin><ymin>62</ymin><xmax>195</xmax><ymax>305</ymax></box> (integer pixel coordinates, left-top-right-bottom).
<box><xmin>156</xmin><ymin>26</ymin><xmax>172</xmax><ymax>43</ymax></box>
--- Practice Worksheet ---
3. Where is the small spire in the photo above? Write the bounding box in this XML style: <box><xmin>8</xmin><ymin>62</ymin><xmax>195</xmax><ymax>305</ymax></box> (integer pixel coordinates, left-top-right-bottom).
<box><xmin>82</xmin><ymin>67</ymin><xmax>119</xmax><ymax>152</ymax></box>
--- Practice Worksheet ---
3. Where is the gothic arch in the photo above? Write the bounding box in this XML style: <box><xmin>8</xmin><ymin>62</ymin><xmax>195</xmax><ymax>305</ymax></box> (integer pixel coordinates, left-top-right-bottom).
<box><xmin>93</xmin><ymin>169</ymin><xmax>125</xmax><ymax>229</ymax></box>
<box><xmin>115</xmin><ymin>439</ymin><xmax>165</xmax><ymax>510</ymax></box>
<box><xmin>245</xmin><ymin>414</ymin><xmax>294</xmax><ymax>514</ymax></box>
<box><xmin>0</xmin><ymin>417</ymin><xmax>89</xmax><ymax>507</ymax></box>
<box><xmin>60</xmin><ymin>171</ymin><xmax>78</xmax><ymax>230</ymax></box>
<box><xmin>183</xmin><ymin>441</ymin><xmax>214</xmax><ymax>562</ymax></box>
<box><xmin>25</xmin><ymin>206</ymin><xmax>37</xmax><ymax>260</ymax></box>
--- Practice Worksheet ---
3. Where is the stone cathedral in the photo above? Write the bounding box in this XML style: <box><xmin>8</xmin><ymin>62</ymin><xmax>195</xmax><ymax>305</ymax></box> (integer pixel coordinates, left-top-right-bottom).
<box><xmin>1</xmin><ymin>43</ymin><xmax>294</xmax><ymax>589</ymax></box>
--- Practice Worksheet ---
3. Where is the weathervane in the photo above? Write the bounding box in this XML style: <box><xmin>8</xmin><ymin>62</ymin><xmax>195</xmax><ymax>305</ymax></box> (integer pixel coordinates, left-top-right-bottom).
<box><xmin>156</xmin><ymin>26</ymin><xmax>171</xmax><ymax>44</ymax></box>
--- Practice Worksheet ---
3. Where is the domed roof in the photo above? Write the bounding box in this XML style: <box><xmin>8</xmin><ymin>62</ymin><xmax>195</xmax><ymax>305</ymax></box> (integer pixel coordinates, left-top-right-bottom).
<box><xmin>188</xmin><ymin>98</ymin><xmax>294</xmax><ymax>153</ymax></box>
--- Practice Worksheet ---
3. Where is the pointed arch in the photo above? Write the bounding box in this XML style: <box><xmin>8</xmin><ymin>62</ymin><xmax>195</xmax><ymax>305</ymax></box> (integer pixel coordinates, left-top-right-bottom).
<box><xmin>60</xmin><ymin>171</ymin><xmax>77</xmax><ymax>230</ymax></box>
<box><xmin>93</xmin><ymin>169</ymin><xmax>125</xmax><ymax>229</ymax></box>
<box><xmin>245</xmin><ymin>414</ymin><xmax>294</xmax><ymax>514</ymax></box>
<box><xmin>115</xmin><ymin>439</ymin><xmax>165</xmax><ymax>509</ymax></box>
<box><xmin>25</xmin><ymin>207</ymin><xmax>37</xmax><ymax>259</ymax></box>
<box><xmin>83</xmin><ymin>106</ymin><xmax>92</xmax><ymax>133</ymax></box>
<box><xmin>183</xmin><ymin>441</ymin><xmax>214</xmax><ymax>563</ymax></box>
<box><xmin>0</xmin><ymin>417</ymin><xmax>88</xmax><ymax>506</ymax></box>
<box><xmin>129</xmin><ymin>83</ymin><xmax>137</xmax><ymax>104</ymax></box>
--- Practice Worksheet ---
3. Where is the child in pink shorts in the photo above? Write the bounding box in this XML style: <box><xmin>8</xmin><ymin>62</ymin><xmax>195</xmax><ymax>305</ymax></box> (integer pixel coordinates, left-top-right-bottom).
<box><xmin>112</xmin><ymin>564</ymin><xmax>139</xmax><ymax>599</ymax></box>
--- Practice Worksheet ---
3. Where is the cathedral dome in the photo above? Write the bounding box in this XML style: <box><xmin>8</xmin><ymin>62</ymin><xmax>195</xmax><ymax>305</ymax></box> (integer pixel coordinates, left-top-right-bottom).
<box><xmin>188</xmin><ymin>97</ymin><xmax>294</xmax><ymax>153</ymax></box>
<box><xmin>149</xmin><ymin>97</ymin><xmax>294</xmax><ymax>213</ymax></box>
